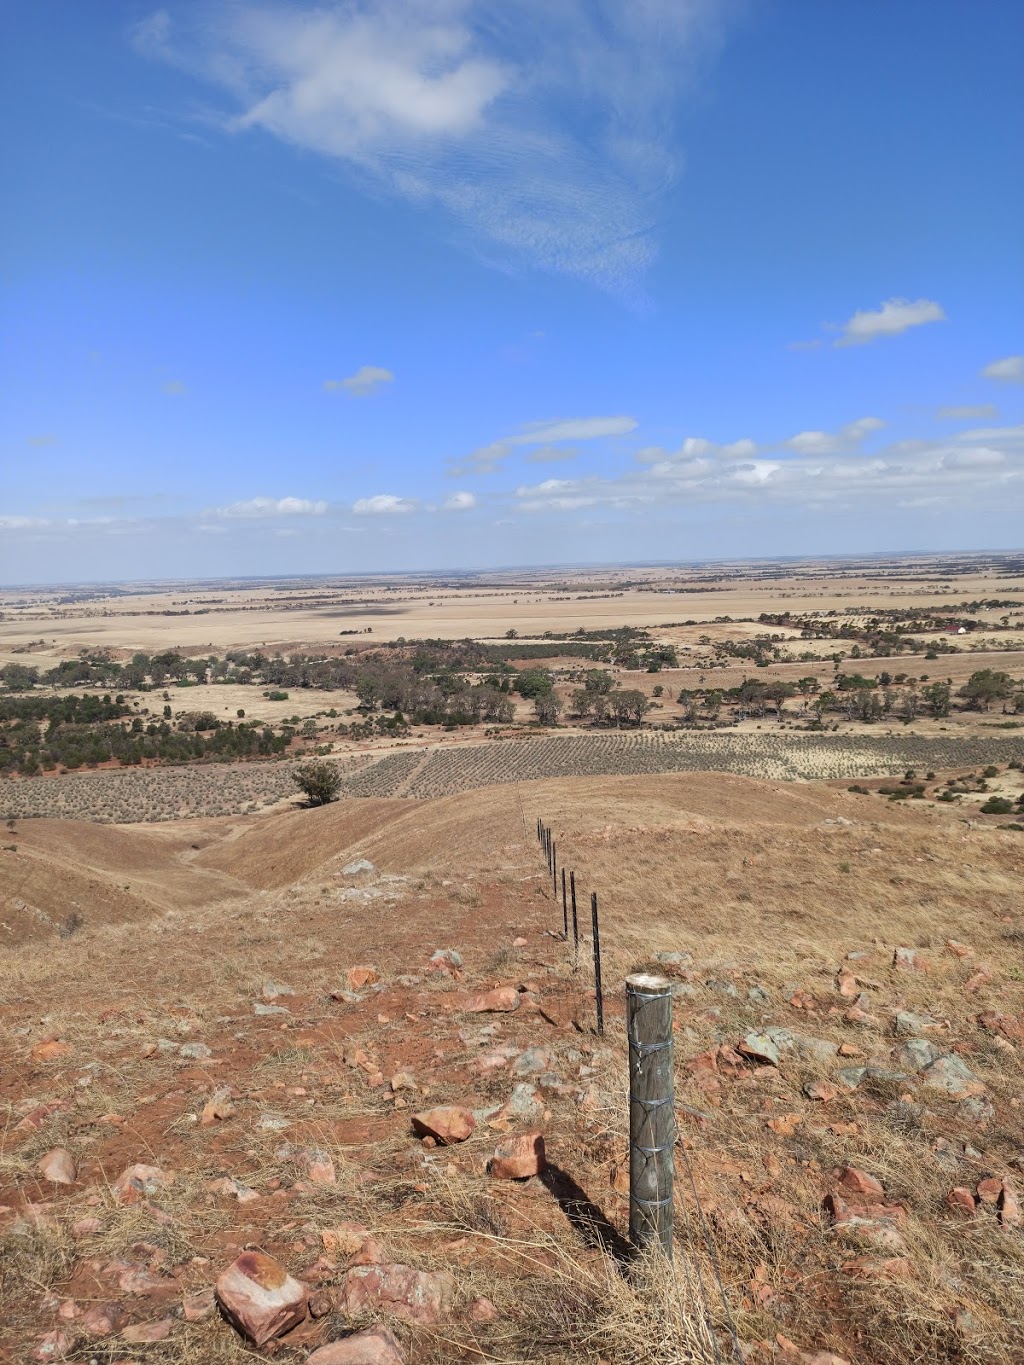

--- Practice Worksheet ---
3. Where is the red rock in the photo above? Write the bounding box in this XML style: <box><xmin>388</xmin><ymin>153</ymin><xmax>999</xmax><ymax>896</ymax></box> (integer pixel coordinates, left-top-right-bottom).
<box><xmin>348</xmin><ymin>965</ymin><xmax>381</xmax><ymax>990</ymax></box>
<box><xmin>461</xmin><ymin>987</ymin><xmax>519</xmax><ymax>1014</ymax></box>
<box><xmin>110</xmin><ymin>1164</ymin><xmax>170</xmax><ymax>1205</ymax></box>
<box><xmin>489</xmin><ymin>1132</ymin><xmax>546</xmax><ymax>1180</ymax></box>
<box><xmin>322</xmin><ymin>1222</ymin><xmax>370</xmax><ymax>1257</ymax></box>
<box><xmin>31</xmin><ymin>1330</ymin><xmax>70</xmax><ymax>1361</ymax></box>
<box><xmin>340</xmin><ymin>1264</ymin><xmax>452</xmax><ymax>1325</ymax></box>
<box><xmin>16</xmin><ymin>1101</ymin><xmax>67</xmax><ymax>1132</ymax></box>
<box><xmin>307</xmin><ymin>1326</ymin><xmax>406</xmax><ymax>1365</ymax></box>
<box><xmin>81</xmin><ymin>1302</ymin><xmax>128</xmax><ymax>1336</ymax></box>
<box><xmin>837</xmin><ymin>1042</ymin><xmax>861</xmax><ymax>1057</ymax></box>
<box><xmin>122</xmin><ymin>1318</ymin><xmax>173</xmax><ymax>1343</ymax></box>
<box><xmin>799</xmin><ymin>1354</ymin><xmax>851</xmax><ymax>1365</ymax></box>
<box><xmin>946</xmin><ymin>1186</ymin><xmax>976</xmax><ymax>1216</ymax></box>
<box><xmin>893</xmin><ymin>946</ymin><xmax>926</xmax><ymax>972</ymax></box>
<box><xmin>72</xmin><ymin>1216</ymin><xmax>103</xmax><ymax>1236</ymax></box>
<box><xmin>610</xmin><ymin>1162</ymin><xmax>630</xmax><ymax>1195</ymax></box>
<box><xmin>31</xmin><ymin>1040</ymin><xmax>72</xmax><ymax>1063</ymax></box>
<box><xmin>468</xmin><ymin>1295</ymin><xmax>499</xmax><ymax>1323</ymax></box>
<box><xmin>804</xmin><ymin>1081</ymin><xmax>838</xmax><ymax>1103</ymax></box>
<box><xmin>946</xmin><ymin>939</ymin><xmax>973</xmax><ymax>957</ymax></box>
<box><xmin>836</xmin><ymin>969</ymin><xmax>859</xmax><ymax>998</ymax></box>
<box><xmin>836</xmin><ymin>1166</ymin><xmax>884</xmax><ymax>1198</ymax></box>
<box><xmin>200</xmin><ymin>1090</ymin><xmax>237</xmax><ymax>1125</ymax></box>
<box><xmin>841</xmin><ymin>1255</ymin><xmax>912</xmax><ymax>1280</ymax></box>
<box><xmin>215</xmin><ymin>1251</ymin><xmax>309</xmax><ymax>1346</ymax></box>
<box><xmin>976</xmin><ymin>1177</ymin><xmax>1003</xmax><ymax>1205</ymax></box>
<box><xmin>295</xmin><ymin>1147</ymin><xmax>336</xmax><ymax>1184</ymax></box>
<box><xmin>512</xmin><ymin>936</ymin><xmax>528</xmax><ymax>947</ymax></box>
<box><xmin>411</xmin><ymin>1106</ymin><xmax>475</xmax><ymax>1145</ymax></box>
<box><xmin>182</xmin><ymin>1287</ymin><xmax>216</xmax><ymax>1321</ymax></box>
<box><xmin>999</xmin><ymin>1183</ymin><xmax>1021</xmax><ymax>1227</ymax></box>
<box><xmin>964</xmin><ymin>966</ymin><xmax>993</xmax><ymax>992</ymax></box>
<box><xmin>37</xmin><ymin>1148</ymin><xmax>77</xmax><ymax>1184</ymax></box>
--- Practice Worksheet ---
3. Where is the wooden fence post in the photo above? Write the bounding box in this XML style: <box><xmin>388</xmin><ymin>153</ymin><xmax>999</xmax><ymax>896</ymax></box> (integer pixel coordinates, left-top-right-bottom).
<box><xmin>561</xmin><ymin>866</ymin><xmax>568</xmax><ymax>938</ymax></box>
<box><xmin>551</xmin><ymin>841</ymin><xmax>558</xmax><ymax>899</ymax></box>
<box><xmin>625</xmin><ymin>973</ymin><xmax>675</xmax><ymax>1258</ymax></box>
<box><xmin>569</xmin><ymin>871</ymin><xmax>579</xmax><ymax>962</ymax></box>
<box><xmin>591</xmin><ymin>891</ymin><xmax>604</xmax><ymax>1035</ymax></box>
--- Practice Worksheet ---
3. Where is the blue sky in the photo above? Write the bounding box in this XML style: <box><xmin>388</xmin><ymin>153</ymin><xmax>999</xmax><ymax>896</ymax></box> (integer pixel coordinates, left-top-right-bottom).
<box><xmin>2</xmin><ymin>0</ymin><xmax>1022</xmax><ymax>583</ymax></box>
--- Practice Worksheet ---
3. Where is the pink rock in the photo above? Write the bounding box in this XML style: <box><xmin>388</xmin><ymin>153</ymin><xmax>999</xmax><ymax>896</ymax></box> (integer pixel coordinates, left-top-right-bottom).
<box><xmin>72</xmin><ymin>1217</ymin><xmax>103</xmax><ymax>1236</ymax></box>
<box><xmin>348</xmin><ymin>965</ymin><xmax>381</xmax><ymax>990</ymax></box>
<box><xmin>468</xmin><ymin>1295</ymin><xmax>500</xmax><ymax>1323</ymax></box>
<box><xmin>122</xmin><ymin>1318</ymin><xmax>173</xmax><ymax>1343</ymax></box>
<box><xmin>340</xmin><ymin>1264</ymin><xmax>453</xmax><ymax>1325</ymax></box>
<box><xmin>946</xmin><ymin>939</ymin><xmax>973</xmax><ymax>957</ymax></box>
<box><xmin>182</xmin><ymin>1287</ymin><xmax>216</xmax><ymax>1321</ymax></box>
<box><xmin>964</xmin><ymin>965</ymin><xmax>993</xmax><ymax>992</ymax></box>
<box><xmin>490</xmin><ymin>1132</ymin><xmax>546</xmax><ymax>1180</ymax></box>
<box><xmin>31</xmin><ymin>1040</ymin><xmax>72</xmax><ymax>1062</ymax></box>
<box><xmin>215</xmin><ymin>1251</ymin><xmax>309</xmax><ymax>1346</ymax></box>
<box><xmin>892</xmin><ymin>946</ymin><xmax>925</xmax><ymax>972</ymax></box>
<box><xmin>110</xmin><ymin>1164</ymin><xmax>170</xmax><ymax>1205</ymax></box>
<box><xmin>16</xmin><ymin>1101</ymin><xmax>67</xmax><ymax>1132</ymax></box>
<box><xmin>37</xmin><ymin>1148</ymin><xmax>77</xmax><ymax>1184</ymax></box>
<box><xmin>307</xmin><ymin>1326</ymin><xmax>406</xmax><ymax>1364</ymax></box>
<box><xmin>999</xmin><ymin>1183</ymin><xmax>1021</xmax><ymax>1228</ymax></box>
<box><xmin>81</xmin><ymin>1302</ymin><xmax>128</xmax><ymax>1336</ymax></box>
<box><xmin>460</xmin><ymin>987</ymin><xmax>519</xmax><ymax>1014</ymax></box>
<box><xmin>411</xmin><ymin>1105</ymin><xmax>475</xmax><ymax>1145</ymax></box>
<box><xmin>512</xmin><ymin>937</ymin><xmax>528</xmax><ymax>947</ymax></box>
<box><xmin>31</xmin><ymin>1330</ymin><xmax>70</xmax><ymax>1361</ymax></box>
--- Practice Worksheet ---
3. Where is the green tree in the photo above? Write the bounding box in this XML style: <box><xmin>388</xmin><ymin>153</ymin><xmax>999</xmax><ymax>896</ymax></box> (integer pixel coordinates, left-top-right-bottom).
<box><xmin>293</xmin><ymin>760</ymin><xmax>342</xmax><ymax>806</ymax></box>
<box><xmin>922</xmin><ymin>682</ymin><xmax>951</xmax><ymax>717</ymax></box>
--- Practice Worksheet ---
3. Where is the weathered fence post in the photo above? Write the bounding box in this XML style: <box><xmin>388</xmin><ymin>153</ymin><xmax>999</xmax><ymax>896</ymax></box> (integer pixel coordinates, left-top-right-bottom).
<box><xmin>561</xmin><ymin>866</ymin><xmax>568</xmax><ymax>938</ymax></box>
<box><xmin>626</xmin><ymin>973</ymin><xmax>675</xmax><ymax>1257</ymax></box>
<box><xmin>591</xmin><ymin>891</ymin><xmax>604</xmax><ymax>1035</ymax></box>
<box><xmin>551</xmin><ymin>840</ymin><xmax>558</xmax><ymax>899</ymax></box>
<box><xmin>569</xmin><ymin>871</ymin><xmax>579</xmax><ymax>962</ymax></box>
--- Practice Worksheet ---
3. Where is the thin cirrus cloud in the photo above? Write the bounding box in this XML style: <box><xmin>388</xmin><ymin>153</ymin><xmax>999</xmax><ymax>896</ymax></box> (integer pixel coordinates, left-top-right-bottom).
<box><xmin>834</xmin><ymin>298</ymin><xmax>946</xmax><ymax>347</ymax></box>
<box><xmin>212</xmin><ymin>496</ymin><xmax>328</xmax><ymax>518</ymax></box>
<box><xmin>130</xmin><ymin>2</ymin><xmax>735</xmax><ymax>292</ymax></box>
<box><xmin>982</xmin><ymin>355</ymin><xmax>1024</xmax><ymax>384</ymax></box>
<box><xmin>162</xmin><ymin>379</ymin><xmax>187</xmax><ymax>394</ymax></box>
<box><xmin>324</xmin><ymin>365</ymin><xmax>395</xmax><ymax>396</ymax></box>
<box><xmin>452</xmin><ymin>414</ymin><xmax>638</xmax><ymax>474</ymax></box>
<box><xmin>352</xmin><ymin>493</ymin><xmax>416</xmax><ymax>515</ymax></box>
<box><xmin>937</xmin><ymin>404</ymin><xmax>996</xmax><ymax>421</ymax></box>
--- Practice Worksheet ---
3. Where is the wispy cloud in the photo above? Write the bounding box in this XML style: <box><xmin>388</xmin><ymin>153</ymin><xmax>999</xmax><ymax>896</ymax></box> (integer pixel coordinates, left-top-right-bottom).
<box><xmin>352</xmin><ymin>493</ymin><xmax>416</xmax><ymax>515</ymax></box>
<box><xmin>130</xmin><ymin>1</ymin><xmax>734</xmax><ymax>292</ymax></box>
<box><xmin>784</xmin><ymin>416</ymin><xmax>884</xmax><ymax>456</ymax></box>
<box><xmin>834</xmin><ymin>298</ymin><xmax>946</xmax><ymax>347</ymax></box>
<box><xmin>212</xmin><ymin>496</ymin><xmax>328</xmax><ymax>518</ymax></box>
<box><xmin>162</xmin><ymin>379</ymin><xmax>187</xmax><ymax>395</ymax></box>
<box><xmin>452</xmin><ymin>413</ymin><xmax>637</xmax><ymax>474</ymax></box>
<box><xmin>324</xmin><ymin>364</ymin><xmax>395</xmax><ymax>396</ymax></box>
<box><xmin>937</xmin><ymin>404</ymin><xmax>996</xmax><ymax>421</ymax></box>
<box><xmin>26</xmin><ymin>434</ymin><xmax>57</xmax><ymax>448</ymax></box>
<box><xmin>982</xmin><ymin>355</ymin><xmax>1024</xmax><ymax>384</ymax></box>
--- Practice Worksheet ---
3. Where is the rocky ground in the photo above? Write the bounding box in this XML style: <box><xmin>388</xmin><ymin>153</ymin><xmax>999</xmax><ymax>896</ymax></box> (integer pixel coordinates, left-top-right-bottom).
<box><xmin>1</xmin><ymin>773</ymin><xmax>1022</xmax><ymax>1364</ymax></box>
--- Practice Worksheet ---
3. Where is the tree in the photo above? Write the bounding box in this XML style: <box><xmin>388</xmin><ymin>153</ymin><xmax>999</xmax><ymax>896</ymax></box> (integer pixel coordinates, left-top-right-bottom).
<box><xmin>516</xmin><ymin>668</ymin><xmax>553</xmax><ymax>699</ymax></box>
<box><xmin>922</xmin><ymin>682</ymin><xmax>951</xmax><ymax>717</ymax></box>
<box><xmin>293</xmin><ymin>760</ymin><xmax>342</xmax><ymax>806</ymax></box>
<box><xmin>958</xmin><ymin>669</ymin><xmax>1015</xmax><ymax>711</ymax></box>
<box><xmin>583</xmin><ymin>669</ymin><xmax>614</xmax><ymax>695</ymax></box>
<box><xmin>533</xmin><ymin>693</ymin><xmax>562</xmax><ymax>726</ymax></box>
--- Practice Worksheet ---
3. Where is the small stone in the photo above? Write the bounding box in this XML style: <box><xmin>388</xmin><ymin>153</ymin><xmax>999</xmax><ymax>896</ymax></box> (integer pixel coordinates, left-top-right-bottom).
<box><xmin>262</xmin><ymin>979</ymin><xmax>296</xmax><ymax>999</ymax></box>
<box><xmin>461</xmin><ymin>987</ymin><xmax>519</xmax><ymax>1014</ymax></box>
<box><xmin>111</xmin><ymin>1164</ymin><xmax>170</xmax><ymax>1205</ymax></box>
<box><xmin>976</xmin><ymin>1177</ymin><xmax>1002</xmax><ymax>1204</ymax></box>
<box><xmin>512</xmin><ymin>936</ymin><xmax>528</xmax><ymax>948</ymax></box>
<box><xmin>200</xmin><ymin>1090</ymin><xmax>237</xmax><ymax>1125</ymax></box>
<box><xmin>411</xmin><ymin>1106</ymin><xmax>475</xmax><ymax>1144</ymax></box>
<box><xmin>31</xmin><ymin>1040</ymin><xmax>72</xmax><ymax>1063</ymax></box>
<box><xmin>893</xmin><ymin>946</ymin><xmax>926</xmax><ymax>972</ymax></box>
<box><xmin>31</xmin><ymin>1330</ymin><xmax>71</xmax><ymax>1361</ymax></box>
<box><xmin>428</xmin><ymin>948</ymin><xmax>463</xmax><ymax>973</ymax></box>
<box><xmin>255</xmin><ymin>1003</ymin><xmax>290</xmax><ymax>1016</ymax></box>
<box><xmin>946</xmin><ymin>1187</ymin><xmax>977</xmax><ymax>1216</ymax></box>
<box><xmin>490</xmin><ymin>1132</ymin><xmax>546</xmax><ymax>1180</ymax></box>
<box><xmin>999</xmin><ymin>1183</ymin><xmax>1021</xmax><ymax>1227</ymax></box>
<box><xmin>215</xmin><ymin>1250</ymin><xmax>309</xmax><ymax>1346</ymax></box>
<box><xmin>803</xmin><ymin>1081</ymin><xmax>838</xmax><ymax>1103</ymax></box>
<box><xmin>182</xmin><ymin>1287</ymin><xmax>216</xmax><ymax>1321</ymax></box>
<box><xmin>468</xmin><ymin>1295</ymin><xmax>499</xmax><ymax>1323</ymax></box>
<box><xmin>840</xmin><ymin>1255</ymin><xmax>912</xmax><ymax>1280</ymax></box>
<box><xmin>178</xmin><ymin>1041</ymin><xmax>212</xmax><ymax>1060</ymax></box>
<box><xmin>737</xmin><ymin>1032</ymin><xmax>781</xmax><ymax>1066</ymax></box>
<box><xmin>893</xmin><ymin>1010</ymin><xmax>938</xmax><ymax>1036</ymax></box>
<box><xmin>342</xmin><ymin>859</ymin><xmax>376</xmax><ymax>876</ymax></box>
<box><xmin>946</xmin><ymin>939</ymin><xmax>972</xmax><ymax>958</ymax></box>
<box><xmin>37</xmin><ymin>1148</ymin><xmax>77</xmax><ymax>1184</ymax></box>
<box><xmin>307</xmin><ymin>1325</ymin><xmax>406</xmax><ymax>1364</ymax></box>
<box><xmin>122</xmin><ymin>1318</ymin><xmax>173</xmax><ymax>1343</ymax></box>
<box><xmin>348</xmin><ymin>965</ymin><xmax>381</xmax><ymax>990</ymax></box>
<box><xmin>81</xmin><ymin>1302</ymin><xmax>128</xmax><ymax>1336</ymax></box>
<box><xmin>922</xmin><ymin>1054</ymin><xmax>982</xmax><ymax>1096</ymax></box>
<box><xmin>340</xmin><ymin>1264</ymin><xmax>452</xmax><ymax>1325</ymax></box>
<box><xmin>207</xmin><ymin>1175</ymin><xmax>261</xmax><ymax>1202</ymax></box>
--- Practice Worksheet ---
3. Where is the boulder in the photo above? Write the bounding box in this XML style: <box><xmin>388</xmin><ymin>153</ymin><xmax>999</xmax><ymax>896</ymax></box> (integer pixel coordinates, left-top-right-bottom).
<box><xmin>215</xmin><ymin>1251</ymin><xmax>309</xmax><ymax>1346</ymax></box>
<box><xmin>411</xmin><ymin>1106</ymin><xmax>475</xmax><ymax>1145</ymax></box>
<box><xmin>921</xmin><ymin>1054</ymin><xmax>983</xmax><ymax>1096</ymax></box>
<box><xmin>946</xmin><ymin>1186</ymin><xmax>977</xmax><ymax>1216</ymax></box>
<box><xmin>340</xmin><ymin>1264</ymin><xmax>453</xmax><ymax>1325</ymax></box>
<box><xmin>836</xmin><ymin>1167</ymin><xmax>884</xmax><ymax>1198</ymax></box>
<box><xmin>489</xmin><ymin>1132</ymin><xmax>546</xmax><ymax>1180</ymax></box>
<box><xmin>307</xmin><ymin>1326</ymin><xmax>406</xmax><ymax>1364</ymax></box>
<box><xmin>461</xmin><ymin>987</ymin><xmax>519</xmax><ymax>1014</ymax></box>
<box><xmin>37</xmin><ymin>1148</ymin><xmax>77</xmax><ymax>1185</ymax></box>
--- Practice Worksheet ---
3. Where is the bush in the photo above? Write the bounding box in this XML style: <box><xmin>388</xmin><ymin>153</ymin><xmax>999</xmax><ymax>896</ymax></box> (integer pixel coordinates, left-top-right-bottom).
<box><xmin>268</xmin><ymin>690</ymin><xmax>289</xmax><ymax>701</ymax></box>
<box><xmin>980</xmin><ymin>797</ymin><xmax>1013</xmax><ymax>815</ymax></box>
<box><xmin>293</xmin><ymin>760</ymin><xmax>342</xmax><ymax>806</ymax></box>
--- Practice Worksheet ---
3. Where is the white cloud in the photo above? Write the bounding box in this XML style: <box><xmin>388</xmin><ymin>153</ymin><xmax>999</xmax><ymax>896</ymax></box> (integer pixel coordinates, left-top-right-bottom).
<box><xmin>352</xmin><ymin>493</ymin><xmax>416</xmax><ymax>515</ymax></box>
<box><xmin>784</xmin><ymin>417</ymin><xmax>884</xmax><ymax>456</ymax></box>
<box><xmin>453</xmin><ymin>413</ymin><xmax>637</xmax><ymax>474</ymax></box>
<box><xmin>0</xmin><ymin>515</ymin><xmax>51</xmax><ymax>530</ymax></box>
<box><xmin>937</xmin><ymin>404</ymin><xmax>997</xmax><ymax>421</ymax></box>
<box><xmin>213</xmin><ymin>496</ymin><xmax>328</xmax><ymax>518</ymax></box>
<box><xmin>325</xmin><ymin>365</ymin><xmax>395</xmax><ymax>396</ymax></box>
<box><xmin>443</xmin><ymin>491</ymin><xmax>477</xmax><ymax>511</ymax></box>
<box><xmin>524</xmin><ymin>445</ymin><xmax>578</xmax><ymax>464</ymax></box>
<box><xmin>131</xmin><ymin>2</ymin><xmax>733</xmax><ymax>291</ymax></box>
<box><xmin>635</xmin><ymin>435</ymin><xmax>757</xmax><ymax>465</ymax></box>
<box><xmin>834</xmin><ymin>298</ymin><xmax>946</xmax><ymax>347</ymax></box>
<box><xmin>982</xmin><ymin>355</ymin><xmax>1024</xmax><ymax>384</ymax></box>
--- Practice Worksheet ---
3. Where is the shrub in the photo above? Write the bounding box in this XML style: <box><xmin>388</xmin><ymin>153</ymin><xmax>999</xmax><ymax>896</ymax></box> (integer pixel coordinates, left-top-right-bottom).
<box><xmin>268</xmin><ymin>690</ymin><xmax>289</xmax><ymax>701</ymax></box>
<box><xmin>980</xmin><ymin>797</ymin><xmax>1013</xmax><ymax>815</ymax></box>
<box><xmin>293</xmin><ymin>760</ymin><xmax>342</xmax><ymax>806</ymax></box>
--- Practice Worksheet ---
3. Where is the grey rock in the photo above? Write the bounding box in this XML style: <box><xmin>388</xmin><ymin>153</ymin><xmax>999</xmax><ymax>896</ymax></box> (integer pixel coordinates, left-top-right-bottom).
<box><xmin>257</xmin><ymin>1113</ymin><xmax>290</xmax><ymax>1131</ymax></box>
<box><xmin>705</xmin><ymin>979</ymin><xmax>740</xmax><ymax>998</ymax></box>
<box><xmin>893</xmin><ymin>1010</ymin><xmax>938</xmax><ymax>1036</ymax></box>
<box><xmin>513</xmin><ymin>1046</ymin><xmax>552</xmax><ymax>1077</ymax></box>
<box><xmin>838</xmin><ymin>1066</ymin><xmax>867</xmax><ymax>1090</ymax></box>
<box><xmin>178</xmin><ymin>1042</ymin><xmax>212</xmax><ymax>1060</ymax></box>
<box><xmin>254</xmin><ymin>1003</ymin><xmax>289</xmax><ymax>1016</ymax></box>
<box><xmin>671</xmin><ymin>983</ymin><xmax>699</xmax><ymax>998</ymax></box>
<box><xmin>958</xmin><ymin>1096</ymin><xmax>995</xmax><ymax>1123</ymax></box>
<box><xmin>430</xmin><ymin>948</ymin><xmax>463</xmax><ymax>970</ymax></box>
<box><xmin>656</xmin><ymin>950</ymin><xmax>694</xmax><ymax>965</ymax></box>
<box><xmin>923</xmin><ymin>1054</ymin><xmax>981</xmax><ymax>1095</ymax></box>
<box><xmin>262</xmin><ymin>980</ymin><xmax>295</xmax><ymax>1000</ymax></box>
<box><xmin>741</xmin><ymin>1032</ymin><xmax>782</xmax><ymax>1066</ymax></box>
<box><xmin>788</xmin><ymin>1031</ymin><xmax>837</xmax><ymax>1065</ymax></box>
<box><xmin>747</xmin><ymin>984</ymin><xmax>772</xmax><ymax>1004</ymax></box>
<box><xmin>342</xmin><ymin>859</ymin><xmax>376</xmax><ymax>876</ymax></box>
<box><xmin>897</xmin><ymin>1038</ymin><xmax>941</xmax><ymax>1071</ymax></box>
<box><xmin>507</xmin><ymin>1083</ymin><xmax>542</xmax><ymax>1117</ymax></box>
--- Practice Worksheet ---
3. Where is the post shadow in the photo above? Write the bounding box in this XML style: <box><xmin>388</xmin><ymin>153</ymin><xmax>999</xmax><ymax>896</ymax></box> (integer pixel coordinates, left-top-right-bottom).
<box><xmin>539</xmin><ymin>1162</ymin><xmax>632</xmax><ymax>1264</ymax></box>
